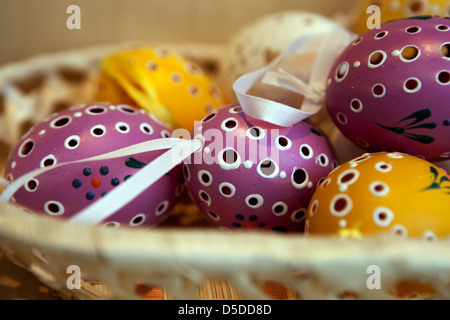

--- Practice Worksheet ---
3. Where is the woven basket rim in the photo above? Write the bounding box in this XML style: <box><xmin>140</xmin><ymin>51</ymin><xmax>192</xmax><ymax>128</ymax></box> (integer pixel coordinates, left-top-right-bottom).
<box><xmin>1</xmin><ymin>201</ymin><xmax>449</xmax><ymax>260</ymax></box>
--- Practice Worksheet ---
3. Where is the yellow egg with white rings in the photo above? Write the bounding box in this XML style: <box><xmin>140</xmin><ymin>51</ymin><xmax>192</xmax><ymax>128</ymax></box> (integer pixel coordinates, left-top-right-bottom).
<box><xmin>306</xmin><ymin>152</ymin><xmax>450</xmax><ymax>240</ymax></box>
<box><xmin>96</xmin><ymin>45</ymin><xmax>229</xmax><ymax>131</ymax></box>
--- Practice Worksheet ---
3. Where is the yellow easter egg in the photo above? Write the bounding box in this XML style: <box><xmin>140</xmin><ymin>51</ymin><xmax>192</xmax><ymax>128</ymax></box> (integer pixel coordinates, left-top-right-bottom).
<box><xmin>95</xmin><ymin>46</ymin><xmax>229</xmax><ymax>131</ymax></box>
<box><xmin>353</xmin><ymin>0</ymin><xmax>450</xmax><ymax>34</ymax></box>
<box><xmin>306</xmin><ymin>152</ymin><xmax>450</xmax><ymax>239</ymax></box>
<box><xmin>306</xmin><ymin>151</ymin><xmax>450</xmax><ymax>299</ymax></box>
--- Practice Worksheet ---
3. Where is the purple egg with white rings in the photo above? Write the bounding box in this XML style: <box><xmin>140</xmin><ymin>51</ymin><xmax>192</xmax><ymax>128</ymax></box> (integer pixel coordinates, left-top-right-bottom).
<box><xmin>4</xmin><ymin>103</ymin><xmax>181</xmax><ymax>228</ymax></box>
<box><xmin>183</xmin><ymin>105</ymin><xmax>338</xmax><ymax>233</ymax></box>
<box><xmin>326</xmin><ymin>16</ymin><xmax>450</xmax><ymax>162</ymax></box>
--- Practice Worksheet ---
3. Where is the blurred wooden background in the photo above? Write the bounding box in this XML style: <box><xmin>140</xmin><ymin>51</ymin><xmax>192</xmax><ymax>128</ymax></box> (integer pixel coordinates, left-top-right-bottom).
<box><xmin>0</xmin><ymin>0</ymin><xmax>359</xmax><ymax>66</ymax></box>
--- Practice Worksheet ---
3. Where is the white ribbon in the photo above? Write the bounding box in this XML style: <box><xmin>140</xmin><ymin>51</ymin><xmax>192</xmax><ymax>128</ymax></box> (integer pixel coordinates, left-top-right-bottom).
<box><xmin>0</xmin><ymin>137</ymin><xmax>203</xmax><ymax>225</ymax></box>
<box><xmin>233</xmin><ymin>26</ymin><xmax>356</xmax><ymax>127</ymax></box>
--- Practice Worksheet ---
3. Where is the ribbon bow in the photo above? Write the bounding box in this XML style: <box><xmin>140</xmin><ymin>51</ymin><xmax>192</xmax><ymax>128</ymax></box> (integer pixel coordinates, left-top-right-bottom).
<box><xmin>233</xmin><ymin>25</ymin><xmax>356</xmax><ymax>127</ymax></box>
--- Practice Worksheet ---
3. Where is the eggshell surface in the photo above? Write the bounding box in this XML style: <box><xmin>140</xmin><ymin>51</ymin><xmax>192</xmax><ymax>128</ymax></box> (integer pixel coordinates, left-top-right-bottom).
<box><xmin>183</xmin><ymin>105</ymin><xmax>338</xmax><ymax>233</ymax></box>
<box><xmin>326</xmin><ymin>16</ymin><xmax>450</xmax><ymax>162</ymax></box>
<box><xmin>306</xmin><ymin>152</ymin><xmax>450</xmax><ymax>239</ymax></box>
<box><xmin>222</xmin><ymin>11</ymin><xmax>343</xmax><ymax>91</ymax></box>
<box><xmin>5</xmin><ymin>103</ymin><xmax>181</xmax><ymax>228</ymax></box>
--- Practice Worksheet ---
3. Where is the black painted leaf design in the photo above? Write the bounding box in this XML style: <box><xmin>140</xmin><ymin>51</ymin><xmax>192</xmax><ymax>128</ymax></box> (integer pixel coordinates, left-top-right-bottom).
<box><xmin>398</xmin><ymin>109</ymin><xmax>432</xmax><ymax>126</ymax></box>
<box><xmin>376</xmin><ymin>109</ymin><xmax>436</xmax><ymax>144</ymax></box>
<box><xmin>402</xmin><ymin>133</ymin><xmax>435</xmax><ymax>144</ymax></box>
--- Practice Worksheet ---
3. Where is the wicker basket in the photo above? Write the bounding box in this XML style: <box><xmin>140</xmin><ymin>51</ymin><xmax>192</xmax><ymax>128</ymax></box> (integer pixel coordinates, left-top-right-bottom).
<box><xmin>1</xmin><ymin>42</ymin><xmax>450</xmax><ymax>301</ymax></box>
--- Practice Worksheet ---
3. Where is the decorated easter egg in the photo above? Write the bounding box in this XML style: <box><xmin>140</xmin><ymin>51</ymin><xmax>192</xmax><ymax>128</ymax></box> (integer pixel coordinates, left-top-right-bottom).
<box><xmin>4</xmin><ymin>103</ymin><xmax>181</xmax><ymax>228</ymax></box>
<box><xmin>305</xmin><ymin>151</ymin><xmax>450</xmax><ymax>298</ymax></box>
<box><xmin>183</xmin><ymin>104</ymin><xmax>338</xmax><ymax>233</ymax></box>
<box><xmin>95</xmin><ymin>45</ymin><xmax>229</xmax><ymax>131</ymax></box>
<box><xmin>222</xmin><ymin>10</ymin><xmax>343</xmax><ymax>96</ymax></box>
<box><xmin>306</xmin><ymin>152</ymin><xmax>450</xmax><ymax>239</ymax></box>
<box><xmin>326</xmin><ymin>16</ymin><xmax>450</xmax><ymax>162</ymax></box>
<box><xmin>353</xmin><ymin>0</ymin><xmax>450</xmax><ymax>34</ymax></box>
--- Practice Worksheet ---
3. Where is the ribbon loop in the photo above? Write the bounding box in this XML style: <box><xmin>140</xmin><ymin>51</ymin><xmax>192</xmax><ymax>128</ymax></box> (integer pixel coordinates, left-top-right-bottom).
<box><xmin>232</xmin><ymin>26</ymin><xmax>357</xmax><ymax>127</ymax></box>
<box><xmin>262</xmin><ymin>68</ymin><xmax>324</xmax><ymax>105</ymax></box>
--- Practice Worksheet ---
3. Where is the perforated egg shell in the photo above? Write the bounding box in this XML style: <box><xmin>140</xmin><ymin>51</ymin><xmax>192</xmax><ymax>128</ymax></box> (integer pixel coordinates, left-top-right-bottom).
<box><xmin>326</xmin><ymin>16</ymin><xmax>450</xmax><ymax>162</ymax></box>
<box><xmin>306</xmin><ymin>152</ymin><xmax>450</xmax><ymax>239</ymax></box>
<box><xmin>96</xmin><ymin>45</ymin><xmax>229</xmax><ymax>131</ymax></box>
<box><xmin>183</xmin><ymin>105</ymin><xmax>338</xmax><ymax>233</ymax></box>
<box><xmin>353</xmin><ymin>0</ymin><xmax>450</xmax><ymax>34</ymax></box>
<box><xmin>4</xmin><ymin>103</ymin><xmax>181</xmax><ymax>228</ymax></box>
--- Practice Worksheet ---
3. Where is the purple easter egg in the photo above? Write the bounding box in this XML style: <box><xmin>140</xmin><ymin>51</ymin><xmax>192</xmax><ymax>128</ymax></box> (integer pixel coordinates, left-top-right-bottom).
<box><xmin>5</xmin><ymin>103</ymin><xmax>181</xmax><ymax>228</ymax></box>
<box><xmin>326</xmin><ymin>16</ymin><xmax>450</xmax><ymax>162</ymax></box>
<box><xmin>183</xmin><ymin>104</ymin><xmax>338</xmax><ymax>233</ymax></box>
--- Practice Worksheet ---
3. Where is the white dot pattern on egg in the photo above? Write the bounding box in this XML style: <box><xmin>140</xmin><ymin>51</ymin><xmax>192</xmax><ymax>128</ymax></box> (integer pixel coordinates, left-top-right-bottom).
<box><xmin>5</xmin><ymin>103</ymin><xmax>181</xmax><ymax>228</ymax></box>
<box><xmin>306</xmin><ymin>152</ymin><xmax>450</xmax><ymax>240</ymax></box>
<box><xmin>326</xmin><ymin>16</ymin><xmax>450</xmax><ymax>162</ymax></box>
<box><xmin>183</xmin><ymin>105</ymin><xmax>338</xmax><ymax>233</ymax></box>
